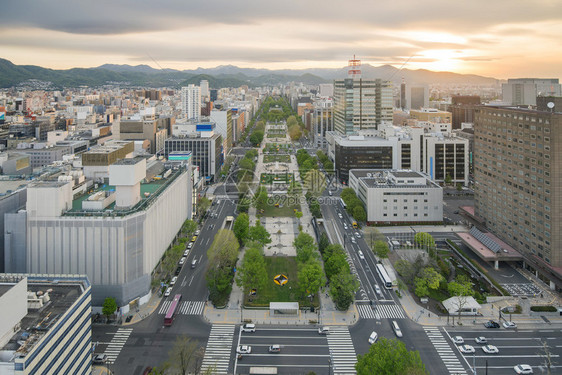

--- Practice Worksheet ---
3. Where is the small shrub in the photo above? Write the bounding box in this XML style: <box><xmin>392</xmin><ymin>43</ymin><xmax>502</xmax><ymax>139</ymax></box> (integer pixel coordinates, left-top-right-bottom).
<box><xmin>530</xmin><ymin>305</ymin><xmax>558</xmax><ymax>312</ymax></box>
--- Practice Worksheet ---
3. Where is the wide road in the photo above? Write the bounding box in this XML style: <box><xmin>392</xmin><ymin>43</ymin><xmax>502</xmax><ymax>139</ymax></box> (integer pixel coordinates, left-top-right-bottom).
<box><xmin>92</xmin><ymin>198</ymin><xmax>237</xmax><ymax>374</ymax></box>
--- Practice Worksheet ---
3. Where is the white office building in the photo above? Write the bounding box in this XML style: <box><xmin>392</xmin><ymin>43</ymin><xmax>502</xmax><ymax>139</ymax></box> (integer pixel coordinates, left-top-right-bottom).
<box><xmin>349</xmin><ymin>169</ymin><xmax>443</xmax><ymax>223</ymax></box>
<box><xmin>502</xmin><ymin>78</ymin><xmax>561</xmax><ymax>106</ymax></box>
<box><xmin>181</xmin><ymin>84</ymin><xmax>201</xmax><ymax>121</ymax></box>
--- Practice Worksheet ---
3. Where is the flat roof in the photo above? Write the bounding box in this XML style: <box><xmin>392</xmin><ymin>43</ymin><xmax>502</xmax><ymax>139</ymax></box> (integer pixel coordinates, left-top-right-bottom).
<box><xmin>0</xmin><ymin>275</ymin><xmax>88</xmax><ymax>358</ymax></box>
<box><xmin>0</xmin><ymin>179</ymin><xmax>32</xmax><ymax>196</ymax></box>
<box><xmin>113</xmin><ymin>157</ymin><xmax>144</xmax><ymax>165</ymax></box>
<box><xmin>392</xmin><ymin>171</ymin><xmax>421</xmax><ymax>178</ymax></box>
<box><xmin>457</xmin><ymin>231</ymin><xmax>522</xmax><ymax>261</ymax></box>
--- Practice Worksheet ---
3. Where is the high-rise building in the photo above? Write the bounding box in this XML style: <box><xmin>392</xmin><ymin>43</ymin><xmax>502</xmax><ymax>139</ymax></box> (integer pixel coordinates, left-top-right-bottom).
<box><xmin>164</xmin><ymin>131</ymin><xmax>222</xmax><ymax>181</ymax></box>
<box><xmin>200</xmin><ymin>80</ymin><xmax>210</xmax><ymax>100</ymax></box>
<box><xmin>312</xmin><ymin>98</ymin><xmax>333</xmax><ymax>149</ymax></box>
<box><xmin>474</xmin><ymin>105</ymin><xmax>562</xmax><ymax>286</ymax></box>
<box><xmin>448</xmin><ymin>95</ymin><xmax>481</xmax><ymax>129</ymax></box>
<box><xmin>333</xmin><ymin>57</ymin><xmax>393</xmax><ymax>135</ymax></box>
<box><xmin>181</xmin><ymin>85</ymin><xmax>201</xmax><ymax>121</ymax></box>
<box><xmin>502</xmin><ymin>79</ymin><xmax>561</xmax><ymax>106</ymax></box>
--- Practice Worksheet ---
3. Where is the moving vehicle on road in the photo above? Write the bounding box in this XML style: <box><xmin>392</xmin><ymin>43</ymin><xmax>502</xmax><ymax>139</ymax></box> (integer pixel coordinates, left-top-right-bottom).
<box><xmin>475</xmin><ymin>336</ymin><xmax>487</xmax><ymax>344</ymax></box>
<box><xmin>237</xmin><ymin>345</ymin><xmax>252</xmax><ymax>354</ymax></box>
<box><xmin>338</xmin><ymin>213</ymin><xmax>343</xmax><ymax>219</ymax></box>
<box><xmin>452</xmin><ymin>336</ymin><xmax>464</xmax><ymax>344</ymax></box>
<box><xmin>164</xmin><ymin>287</ymin><xmax>172</xmax><ymax>297</ymax></box>
<box><xmin>241</xmin><ymin>323</ymin><xmax>256</xmax><ymax>332</ymax></box>
<box><xmin>268</xmin><ymin>345</ymin><xmax>281</xmax><ymax>353</ymax></box>
<box><xmin>514</xmin><ymin>364</ymin><xmax>533</xmax><ymax>374</ymax></box>
<box><xmin>170</xmin><ymin>276</ymin><xmax>177</xmax><ymax>286</ymax></box>
<box><xmin>503</xmin><ymin>321</ymin><xmax>517</xmax><ymax>329</ymax></box>
<box><xmin>358</xmin><ymin>250</ymin><xmax>365</xmax><ymax>260</ymax></box>
<box><xmin>318</xmin><ymin>326</ymin><xmax>330</xmax><ymax>335</ymax></box>
<box><xmin>194</xmin><ymin>230</ymin><xmax>200</xmax><ymax>236</ymax></box>
<box><xmin>92</xmin><ymin>354</ymin><xmax>108</xmax><ymax>364</ymax></box>
<box><xmin>164</xmin><ymin>294</ymin><xmax>182</xmax><ymax>326</ymax></box>
<box><xmin>368</xmin><ymin>331</ymin><xmax>378</xmax><ymax>344</ymax></box>
<box><xmin>249</xmin><ymin>367</ymin><xmax>278</xmax><ymax>374</ymax></box>
<box><xmin>484</xmin><ymin>320</ymin><xmax>500</xmax><ymax>328</ymax></box>
<box><xmin>374</xmin><ymin>284</ymin><xmax>382</xmax><ymax>296</ymax></box>
<box><xmin>191</xmin><ymin>236</ymin><xmax>197</xmax><ymax>242</ymax></box>
<box><xmin>482</xmin><ymin>345</ymin><xmax>499</xmax><ymax>354</ymax></box>
<box><xmin>376</xmin><ymin>264</ymin><xmax>393</xmax><ymax>289</ymax></box>
<box><xmin>191</xmin><ymin>259</ymin><xmax>197</xmax><ymax>268</ymax></box>
<box><xmin>391</xmin><ymin>320</ymin><xmax>403</xmax><ymax>338</ymax></box>
<box><xmin>339</xmin><ymin>198</ymin><xmax>347</xmax><ymax>209</ymax></box>
<box><xmin>352</xmin><ymin>221</ymin><xmax>358</xmax><ymax>229</ymax></box>
<box><xmin>459</xmin><ymin>345</ymin><xmax>475</xmax><ymax>354</ymax></box>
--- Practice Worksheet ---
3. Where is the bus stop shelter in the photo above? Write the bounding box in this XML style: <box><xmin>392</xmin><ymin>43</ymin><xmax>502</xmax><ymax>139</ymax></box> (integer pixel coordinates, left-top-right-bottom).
<box><xmin>269</xmin><ymin>302</ymin><xmax>299</xmax><ymax>315</ymax></box>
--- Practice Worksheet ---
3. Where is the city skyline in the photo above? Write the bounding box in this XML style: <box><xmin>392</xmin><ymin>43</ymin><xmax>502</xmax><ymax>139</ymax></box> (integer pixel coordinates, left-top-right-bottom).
<box><xmin>2</xmin><ymin>0</ymin><xmax>562</xmax><ymax>79</ymax></box>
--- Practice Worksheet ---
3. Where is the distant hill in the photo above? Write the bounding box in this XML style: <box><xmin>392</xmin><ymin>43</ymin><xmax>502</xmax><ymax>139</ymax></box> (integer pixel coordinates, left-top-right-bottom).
<box><xmin>0</xmin><ymin>58</ymin><xmax>498</xmax><ymax>88</ymax></box>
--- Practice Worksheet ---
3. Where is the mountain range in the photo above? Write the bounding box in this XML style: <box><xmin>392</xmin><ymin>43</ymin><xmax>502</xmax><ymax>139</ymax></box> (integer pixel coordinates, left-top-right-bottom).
<box><xmin>0</xmin><ymin>58</ymin><xmax>499</xmax><ymax>89</ymax></box>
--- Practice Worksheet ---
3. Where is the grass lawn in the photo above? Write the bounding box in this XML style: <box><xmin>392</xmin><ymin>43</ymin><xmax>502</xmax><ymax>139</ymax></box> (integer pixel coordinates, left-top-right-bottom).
<box><xmin>260</xmin><ymin>173</ymin><xmax>293</xmax><ymax>184</ymax></box>
<box><xmin>261</xmin><ymin>202</ymin><xmax>301</xmax><ymax>217</ymax></box>
<box><xmin>244</xmin><ymin>256</ymin><xmax>319</xmax><ymax>308</ymax></box>
<box><xmin>263</xmin><ymin>154</ymin><xmax>291</xmax><ymax>163</ymax></box>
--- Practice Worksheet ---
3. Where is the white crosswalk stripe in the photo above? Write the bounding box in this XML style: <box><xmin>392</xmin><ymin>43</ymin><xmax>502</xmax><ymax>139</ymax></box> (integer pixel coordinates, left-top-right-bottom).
<box><xmin>356</xmin><ymin>303</ymin><xmax>405</xmax><ymax>319</ymax></box>
<box><xmin>327</xmin><ymin>327</ymin><xmax>357</xmax><ymax>374</ymax></box>
<box><xmin>158</xmin><ymin>300</ymin><xmax>205</xmax><ymax>315</ymax></box>
<box><xmin>200</xmin><ymin>324</ymin><xmax>235</xmax><ymax>375</ymax></box>
<box><xmin>103</xmin><ymin>328</ymin><xmax>133</xmax><ymax>364</ymax></box>
<box><xmin>424</xmin><ymin>327</ymin><xmax>467</xmax><ymax>375</ymax></box>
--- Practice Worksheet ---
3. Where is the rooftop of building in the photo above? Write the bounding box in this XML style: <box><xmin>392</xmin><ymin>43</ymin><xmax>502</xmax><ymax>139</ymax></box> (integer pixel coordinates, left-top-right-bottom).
<box><xmin>0</xmin><ymin>179</ymin><xmax>33</xmax><ymax>196</ymax></box>
<box><xmin>0</xmin><ymin>274</ymin><xmax>89</xmax><ymax>359</ymax></box>
<box><xmin>83</xmin><ymin>140</ymin><xmax>133</xmax><ymax>155</ymax></box>
<box><xmin>350</xmin><ymin>169</ymin><xmax>440</xmax><ymax>189</ymax></box>
<box><xmin>480</xmin><ymin>104</ymin><xmax>562</xmax><ymax>115</ymax></box>
<box><xmin>65</xmin><ymin>164</ymin><xmax>186</xmax><ymax>217</ymax></box>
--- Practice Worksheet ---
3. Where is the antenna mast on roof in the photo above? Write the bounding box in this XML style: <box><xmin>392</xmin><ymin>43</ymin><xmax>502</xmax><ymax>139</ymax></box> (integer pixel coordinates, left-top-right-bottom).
<box><xmin>348</xmin><ymin>55</ymin><xmax>362</xmax><ymax>79</ymax></box>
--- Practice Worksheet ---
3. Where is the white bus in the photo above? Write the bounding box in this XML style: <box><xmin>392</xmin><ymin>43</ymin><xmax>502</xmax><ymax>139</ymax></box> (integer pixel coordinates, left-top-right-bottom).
<box><xmin>339</xmin><ymin>197</ymin><xmax>347</xmax><ymax>209</ymax></box>
<box><xmin>376</xmin><ymin>264</ymin><xmax>393</xmax><ymax>289</ymax></box>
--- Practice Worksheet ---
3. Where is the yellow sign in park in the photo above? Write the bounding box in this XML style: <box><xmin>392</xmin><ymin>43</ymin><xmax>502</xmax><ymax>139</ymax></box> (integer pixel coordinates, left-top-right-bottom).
<box><xmin>274</xmin><ymin>274</ymin><xmax>288</xmax><ymax>286</ymax></box>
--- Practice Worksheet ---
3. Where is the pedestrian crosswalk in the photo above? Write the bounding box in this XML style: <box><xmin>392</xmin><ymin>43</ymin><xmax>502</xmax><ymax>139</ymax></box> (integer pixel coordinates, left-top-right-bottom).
<box><xmin>103</xmin><ymin>327</ymin><xmax>133</xmax><ymax>364</ymax></box>
<box><xmin>326</xmin><ymin>327</ymin><xmax>357</xmax><ymax>374</ymax></box>
<box><xmin>158</xmin><ymin>300</ymin><xmax>205</xmax><ymax>315</ymax></box>
<box><xmin>200</xmin><ymin>324</ymin><xmax>235</xmax><ymax>375</ymax></box>
<box><xmin>356</xmin><ymin>303</ymin><xmax>405</xmax><ymax>319</ymax></box>
<box><xmin>424</xmin><ymin>327</ymin><xmax>467</xmax><ymax>375</ymax></box>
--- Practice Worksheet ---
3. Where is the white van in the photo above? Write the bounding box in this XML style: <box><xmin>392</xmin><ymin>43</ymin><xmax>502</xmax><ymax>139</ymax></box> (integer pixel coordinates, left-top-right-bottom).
<box><xmin>241</xmin><ymin>323</ymin><xmax>256</xmax><ymax>333</ymax></box>
<box><xmin>392</xmin><ymin>320</ymin><xmax>403</xmax><ymax>337</ymax></box>
<box><xmin>318</xmin><ymin>326</ymin><xmax>330</xmax><ymax>335</ymax></box>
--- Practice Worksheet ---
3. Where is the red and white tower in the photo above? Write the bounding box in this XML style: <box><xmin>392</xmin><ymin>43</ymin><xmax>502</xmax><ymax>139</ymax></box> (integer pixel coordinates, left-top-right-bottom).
<box><xmin>347</xmin><ymin>55</ymin><xmax>362</xmax><ymax>79</ymax></box>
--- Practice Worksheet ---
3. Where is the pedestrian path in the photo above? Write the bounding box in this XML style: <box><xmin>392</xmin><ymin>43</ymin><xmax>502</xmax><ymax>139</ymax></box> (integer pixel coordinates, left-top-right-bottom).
<box><xmin>423</xmin><ymin>327</ymin><xmax>467</xmax><ymax>375</ymax></box>
<box><xmin>200</xmin><ymin>324</ymin><xmax>235</xmax><ymax>375</ymax></box>
<box><xmin>158</xmin><ymin>300</ymin><xmax>205</xmax><ymax>315</ymax></box>
<box><xmin>326</xmin><ymin>327</ymin><xmax>357</xmax><ymax>374</ymax></box>
<box><xmin>356</xmin><ymin>303</ymin><xmax>405</xmax><ymax>319</ymax></box>
<box><xmin>103</xmin><ymin>327</ymin><xmax>133</xmax><ymax>364</ymax></box>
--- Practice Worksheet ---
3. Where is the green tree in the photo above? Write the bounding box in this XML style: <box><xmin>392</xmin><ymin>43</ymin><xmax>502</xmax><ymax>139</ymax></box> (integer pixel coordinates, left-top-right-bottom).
<box><xmin>247</xmin><ymin>222</ymin><xmax>272</xmax><ymax>247</ymax></box>
<box><xmin>373</xmin><ymin>240</ymin><xmax>389</xmax><ymax>258</ymax></box>
<box><xmin>298</xmin><ymin>261</ymin><xmax>325</xmax><ymax>297</ymax></box>
<box><xmin>197</xmin><ymin>197</ymin><xmax>211</xmax><ymax>217</ymax></box>
<box><xmin>253</xmin><ymin>187</ymin><xmax>268</xmax><ymax>211</ymax></box>
<box><xmin>414</xmin><ymin>277</ymin><xmax>429</xmax><ymax>298</ymax></box>
<box><xmin>250</xmin><ymin>130</ymin><xmax>264</xmax><ymax>145</ymax></box>
<box><xmin>324</xmin><ymin>250</ymin><xmax>350</xmax><ymax>280</ymax></box>
<box><xmin>233</xmin><ymin>213</ymin><xmax>250</xmax><ymax>245</ymax></box>
<box><xmin>181</xmin><ymin>219</ymin><xmax>197</xmax><ymax>236</ymax></box>
<box><xmin>287</xmin><ymin>115</ymin><xmax>298</xmax><ymax>128</ymax></box>
<box><xmin>414</xmin><ymin>232</ymin><xmax>436</xmax><ymax>251</ymax></box>
<box><xmin>289</xmin><ymin>124</ymin><xmax>302</xmax><ymax>140</ymax></box>
<box><xmin>102</xmin><ymin>297</ymin><xmax>117</xmax><ymax>320</ymax></box>
<box><xmin>447</xmin><ymin>279</ymin><xmax>474</xmax><ymax>297</ymax></box>
<box><xmin>323</xmin><ymin>243</ymin><xmax>344</xmax><ymax>260</ymax></box>
<box><xmin>296</xmin><ymin>244</ymin><xmax>316</xmax><ymax>264</ymax></box>
<box><xmin>206</xmin><ymin>229</ymin><xmax>240</xmax><ymax>305</ymax></box>
<box><xmin>353</xmin><ymin>205</ymin><xmax>367</xmax><ymax>222</ymax></box>
<box><xmin>355</xmin><ymin>338</ymin><xmax>427</xmax><ymax>375</ymax></box>
<box><xmin>236</xmin><ymin>245</ymin><xmax>268</xmax><ymax>293</ymax></box>
<box><xmin>294</xmin><ymin>232</ymin><xmax>316</xmax><ymax>251</ymax></box>
<box><xmin>318</xmin><ymin>233</ymin><xmax>330</xmax><ymax>254</ymax></box>
<box><xmin>340</xmin><ymin>188</ymin><xmax>356</xmax><ymax>202</ymax></box>
<box><xmin>329</xmin><ymin>271</ymin><xmax>359</xmax><ymax>310</ymax></box>
<box><xmin>323</xmin><ymin>160</ymin><xmax>334</xmax><ymax>174</ymax></box>
<box><xmin>394</xmin><ymin>259</ymin><xmax>415</xmax><ymax>284</ymax></box>
<box><xmin>445</xmin><ymin>174</ymin><xmax>453</xmax><ymax>185</ymax></box>
<box><xmin>419</xmin><ymin>267</ymin><xmax>444</xmax><ymax>289</ymax></box>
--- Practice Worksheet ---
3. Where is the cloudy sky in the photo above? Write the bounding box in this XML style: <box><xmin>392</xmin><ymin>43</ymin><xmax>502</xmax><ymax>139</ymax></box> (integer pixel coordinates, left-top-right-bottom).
<box><xmin>2</xmin><ymin>0</ymin><xmax>562</xmax><ymax>78</ymax></box>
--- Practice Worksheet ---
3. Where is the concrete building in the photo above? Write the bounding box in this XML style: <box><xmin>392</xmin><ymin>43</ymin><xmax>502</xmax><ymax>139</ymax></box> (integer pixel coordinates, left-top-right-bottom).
<box><xmin>474</xmin><ymin>105</ymin><xmax>562</xmax><ymax>288</ymax></box>
<box><xmin>164</xmin><ymin>132</ymin><xmax>222</xmax><ymax>181</ymax></box>
<box><xmin>0</xmin><ymin>152</ymin><xmax>31</xmax><ymax>175</ymax></box>
<box><xmin>118</xmin><ymin>118</ymin><xmax>169</xmax><ymax>154</ymax></box>
<box><xmin>200</xmin><ymin>80</ymin><xmax>209</xmax><ymax>100</ymax></box>
<box><xmin>24</xmin><ymin>146</ymin><xmax>72</xmax><ymax>168</ymax></box>
<box><xmin>81</xmin><ymin>140</ymin><xmax>134</xmax><ymax>180</ymax></box>
<box><xmin>326</xmin><ymin>127</ymin><xmax>469</xmax><ymax>185</ymax></box>
<box><xmin>318</xmin><ymin>84</ymin><xmax>333</xmax><ymax>98</ymax></box>
<box><xmin>0</xmin><ymin>274</ymin><xmax>91</xmax><ymax>375</ymax></box>
<box><xmin>502</xmin><ymin>79</ymin><xmax>561</xmax><ymax>106</ymax></box>
<box><xmin>312</xmin><ymin>99</ymin><xmax>333</xmax><ymax>149</ymax></box>
<box><xmin>181</xmin><ymin>85</ymin><xmax>201</xmax><ymax>121</ymax></box>
<box><xmin>403</xmin><ymin>84</ymin><xmax>429</xmax><ymax>110</ymax></box>
<box><xmin>349</xmin><ymin>169</ymin><xmax>442</xmax><ymax>223</ymax></box>
<box><xmin>448</xmin><ymin>95</ymin><xmax>481</xmax><ymax>129</ymax></box>
<box><xmin>3</xmin><ymin>158</ymin><xmax>192</xmax><ymax>307</ymax></box>
<box><xmin>333</xmin><ymin>78</ymin><xmax>393</xmax><ymax>135</ymax></box>
<box><xmin>209</xmin><ymin>109</ymin><xmax>233</xmax><ymax>152</ymax></box>
<box><xmin>410</xmin><ymin>108</ymin><xmax>452</xmax><ymax>124</ymax></box>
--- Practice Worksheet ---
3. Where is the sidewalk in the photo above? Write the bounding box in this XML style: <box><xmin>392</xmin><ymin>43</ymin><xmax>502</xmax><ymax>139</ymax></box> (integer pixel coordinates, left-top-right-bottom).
<box><xmin>122</xmin><ymin>291</ymin><xmax>162</xmax><ymax>326</ymax></box>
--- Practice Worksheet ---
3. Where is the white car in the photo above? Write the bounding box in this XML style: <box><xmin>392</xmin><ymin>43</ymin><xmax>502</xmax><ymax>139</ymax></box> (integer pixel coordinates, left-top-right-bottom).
<box><xmin>343</xmin><ymin>223</ymin><xmax>348</xmax><ymax>230</ymax></box>
<box><xmin>187</xmin><ymin>242</ymin><xmax>193</xmax><ymax>249</ymax></box>
<box><xmin>236</xmin><ymin>345</ymin><xmax>252</xmax><ymax>354</ymax></box>
<box><xmin>170</xmin><ymin>276</ymin><xmax>177</xmax><ymax>286</ymax></box>
<box><xmin>358</xmin><ymin>250</ymin><xmax>365</xmax><ymax>260</ymax></box>
<box><xmin>452</xmin><ymin>336</ymin><xmax>464</xmax><ymax>344</ymax></box>
<box><xmin>241</xmin><ymin>323</ymin><xmax>256</xmax><ymax>333</ymax></box>
<box><xmin>475</xmin><ymin>336</ymin><xmax>487</xmax><ymax>344</ymax></box>
<box><xmin>482</xmin><ymin>345</ymin><xmax>499</xmax><ymax>354</ymax></box>
<box><xmin>503</xmin><ymin>321</ymin><xmax>517</xmax><ymax>329</ymax></box>
<box><xmin>351</xmin><ymin>237</ymin><xmax>357</xmax><ymax>244</ymax></box>
<box><xmin>194</xmin><ymin>230</ymin><xmax>200</xmax><ymax>236</ymax></box>
<box><xmin>164</xmin><ymin>287</ymin><xmax>172</xmax><ymax>297</ymax></box>
<box><xmin>368</xmin><ymin>331</ymin><xmax>378</xmax><ymax>344</ymax></box>
<box><xmin>184</xmin><ymin>249</ymin><xmax>189</xmax><ymax>257</ymax></box>
<box><xmin>374</xmin><ymin>284</ymin><xmax>382</xmax><ymax>296</ymax></box>
<box><xmin>514</xmin><ymin>364</ymin><xmax>533</xmax><ymax>374</ymax></box>
<box><xmin>459</xmin><ymin>345</ymin><xmax>475</xmax><ymax>354</ymax></box>
<box><xmin>355</xmin><ymin>232</ymin><xmax>361</xmax><ymax>238</ymax></box>
<box><xmin>338</xmin><ymin>213</ymin><xmax>343</xmax><ymax>219</ymax></box>
<box><xmin>179</xmin><ymin>257</ymin><xmax>186</xmax><ymax>265</ymax></box>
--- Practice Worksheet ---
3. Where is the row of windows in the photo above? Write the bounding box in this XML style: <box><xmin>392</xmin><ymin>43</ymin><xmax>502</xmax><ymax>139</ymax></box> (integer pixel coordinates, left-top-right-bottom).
<box><xmin>383</xmin><ymin>199</ymin><xmax>429</xmax><ymax>203</ymax></box>
<box><xmin>383</xmin><ymin>213</ymin><xmax>429</xmax><ymax>217</ymax></box>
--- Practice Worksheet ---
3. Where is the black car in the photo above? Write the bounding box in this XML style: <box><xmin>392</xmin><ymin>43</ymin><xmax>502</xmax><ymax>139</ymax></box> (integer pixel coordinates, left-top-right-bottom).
<box><xmin>484</xmin><ymin>320</ymin><xmax>500</xmax><ymax>328</ymax></box>
<box><xmin>175</xmin><ymin>266</ymin><xmax>182</xmax><ymax>276</ymax></box>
